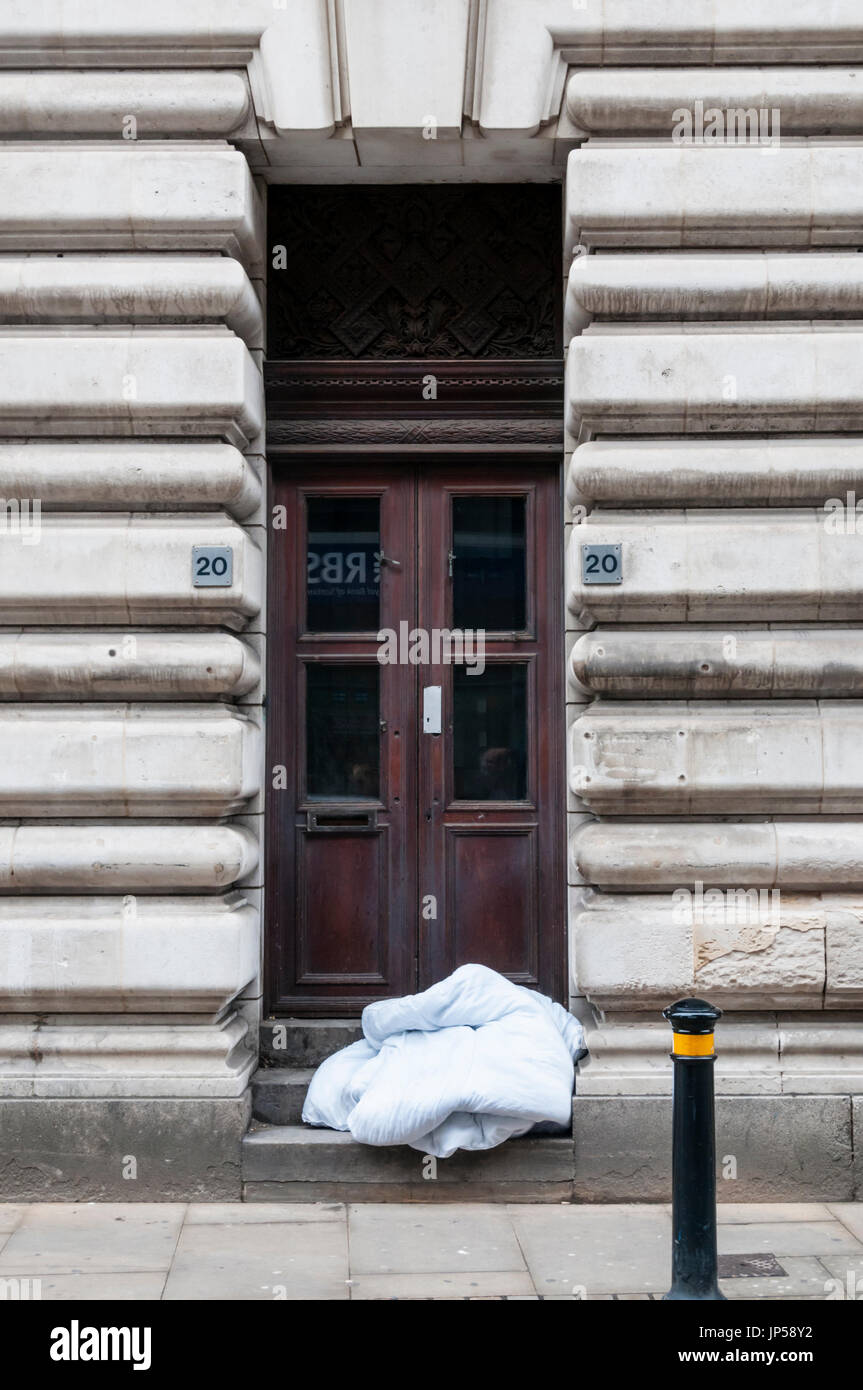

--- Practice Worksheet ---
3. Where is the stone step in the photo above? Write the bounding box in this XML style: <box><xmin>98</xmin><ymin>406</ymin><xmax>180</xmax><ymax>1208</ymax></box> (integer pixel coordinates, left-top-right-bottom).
<box><xmin>242</xmin><ymin>1124</ymin><xmax>575</xmax><ymax>1203</ymax></box>
<box><xmin>259</xmin><ymin>1019</ymin><xmax>363</xmax><ymax>1067</ymax></box>
<box><xmin>251</xmin><ymin>1067</ymin><xmax>313</xmax><ymax>1125</ymax></box>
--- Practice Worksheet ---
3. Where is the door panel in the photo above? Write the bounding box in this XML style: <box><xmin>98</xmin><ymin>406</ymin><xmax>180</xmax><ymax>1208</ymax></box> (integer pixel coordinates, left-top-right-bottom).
<box><xmin>445</xmin><ymin>827</ymin><xmax>537</xmax><ymax>979</ymax></box>
<box><xmin>418</xmin><ymin>463</ymin><xmax>564</xmax><ymax>999</ymax></box>
<box><xmin>267</xmin><ymin>459</ymin><xmax>565</xmax><ymax>1014</ymax></box>
<box><xmin>267</xmin><ymin>465</ymin><xmax>416</xmax><ymax>1013</ymax></box>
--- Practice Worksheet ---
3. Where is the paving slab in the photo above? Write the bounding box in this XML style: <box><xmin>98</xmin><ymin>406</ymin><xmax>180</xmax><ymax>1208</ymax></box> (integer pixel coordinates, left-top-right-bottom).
<box><xmin>14</xmin><ymin>1272</ymin><xmax>167</xmax><ymax>1301</ymax></box>
<box><xmin>818</xmin><ymin>1252</ymin><xmax>863</xmax><ymax>1296</ymax></box>
<box><xmin>718</xmin><ymin>1220</ymin><xmax>863</xmax><ymax>1258</ymax></box>
<box><xmin>185</xmin><ymin>1201</ymin><xmax>344</xmax><ymax>1225</ymax></box>
<box><xmin>717</xmin><ymin>1203</ymin><xmax>835</xmax><ymax>1224</ymax></box>
<box><xmin>0</xmin><ymin>1206</ymin><xmax>26</xmax><ymax>1234</ymax></box>
<box><xmin>348</xmin><ymin>1203</ymin><xmax>526</xmax><ymax>1275</ymax></box>
<box><xmin>163</xmin><ymin>1217</ymin><xmax>349</xmax><ymax>1300</ymax></box>
<box><xmin>827</xmin><ymin>1203</ymin><xmax>863</xmax><ymax>1243</ymax></box>
<box><xmin>350</xmin><ymin>1270</ymin><xmax>536</xmax><ymax>1299</ymax></box>
<box><xmin>0</xmin><ymin>1203</ymin><xmax>184</xmax><ymax>1275</ymax></box>
<box><xmin>508</xmin><ymin>1203</ymin><xmax>671</xmax><ymax>1296</ymax></box>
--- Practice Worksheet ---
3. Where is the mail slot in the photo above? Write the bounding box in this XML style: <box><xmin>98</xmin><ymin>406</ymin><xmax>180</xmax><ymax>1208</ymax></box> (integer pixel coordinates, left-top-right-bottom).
<box><xmin>306</xmin><ymin>809</ymin><xmax>378</xmax><ymax>832</ymax></box>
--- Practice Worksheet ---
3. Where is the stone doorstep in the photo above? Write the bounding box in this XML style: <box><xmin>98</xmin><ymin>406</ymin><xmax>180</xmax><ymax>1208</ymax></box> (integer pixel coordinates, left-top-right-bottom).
<box><xmin>251</xmin><ymin>1014</ymin><xmax>576</xmax><ymax>1201</ymax></box>
<box><xmin>251</xmin><ymin>1068</ymin><xmax>315</xmax><ymax>1125</ymax></box>
<box><xmin>241</xmin><ymin>1125</ymin><xmax>575</xmax><ymax>1203</ymax></box>
<box><xmin>259</xmin><ymin>1019</ymin><xmax>363</xmax><ymax>1067</ymax></box>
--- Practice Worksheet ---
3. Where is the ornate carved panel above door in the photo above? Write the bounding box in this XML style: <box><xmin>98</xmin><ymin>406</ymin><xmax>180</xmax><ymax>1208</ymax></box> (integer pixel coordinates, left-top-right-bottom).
<box><xmin>267</xmin><ymin>184</ymin><xmax>562</xmax><ymax>360</ymax></box>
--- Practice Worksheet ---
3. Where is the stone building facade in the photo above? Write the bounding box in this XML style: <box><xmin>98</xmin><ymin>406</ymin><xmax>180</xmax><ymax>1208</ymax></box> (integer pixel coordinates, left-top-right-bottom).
<box><xmin>0</xmin><ymin>1</ymin><xmax>861</xmax><ymax>1200</ymax></box>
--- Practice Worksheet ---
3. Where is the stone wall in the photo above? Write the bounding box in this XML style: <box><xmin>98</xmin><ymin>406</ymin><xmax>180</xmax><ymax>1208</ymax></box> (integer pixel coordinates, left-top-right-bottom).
<box><xmin>563</xmin><ymin>50</ymin><xmax>863</xmax><ymax>1197</ymax></box>
<box><xmin>0</xmin><ymin>55</ymin><xmax>266</xmax><ymax>1196</ymax></box>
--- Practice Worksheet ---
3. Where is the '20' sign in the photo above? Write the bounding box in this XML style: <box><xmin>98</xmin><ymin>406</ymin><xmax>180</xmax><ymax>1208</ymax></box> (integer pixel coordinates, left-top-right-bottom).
<box><xmin>581</xmin><ymin>543</ymin><xmax>622</xmax><ymax>585</ymax></box>
<box><xmin>192</xmin><ymin>546</ymin><xmax>233</xmax><ymax>587</ymax></box>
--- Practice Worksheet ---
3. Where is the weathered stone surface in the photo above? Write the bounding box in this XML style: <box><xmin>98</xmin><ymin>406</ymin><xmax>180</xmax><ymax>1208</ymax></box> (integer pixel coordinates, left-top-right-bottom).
<box><xmin>259</xmin><ymin>1019</ymin><xmax>364</xmax><ymax>1068</ymax></box>
<box><xmin>242</xmin><ymin>1125</ymin><xmax>574</xmax><ymax>1185</ymax></box>
<box><xmin>567</xmin><ymin>252</ymin><xmax>863</xmax><ymax>335</ymax></box>
<box><xmin>0</xmin><ymin>143</ymin><xmax>263</xmax><ymax>260</ymax></box>
<box><xmin>566</xmin><ymin>67</ymin><xmax>863</xmax><ymax>137</ymax></box>
<box><xmin>0</xmin><ymin>332</ymin><xmax>263</xmax><ymax>444</ymax></box>
<box><xmin>825</xmin><ymin>899</ymin><xmax>863</xmax><ymax>1005</ymax></box>
<box><xmin>778</xmin><ymin>1016</ymin><xmax>863</xmax><ymax>1093</ymax></box>
<box><xmin>251</xmin><ymin>1069</ymin><xmax>314</xmax><ymax>1125</ymax></box>
<box><xmin>570</xmin><ymin>629</ymin><xmax>863</xmax><ymax>700</ymax></box>
<box><xmin>567</xmin><ymin>513</ymin><xmax>863</xmax><ymax>624</ymax></box>
<box><xmin>566</xmin><ymin>146</ymin><xmax>863</xmax><ymax>252</ymax></box>
<box><xmin>0</xmin><ymin>70</ymin><xmax>250</xmax><ymax>135</ymax></box>
<box><xmin>572</xmin><ymin>819</ymin><xmax>863</xmax><ymax>890</ymax></box>
<box><xmin>573</xmin><ymin>889</ymin><xmax>826</xmax><ymax>1010</ymax></box>
<box><xmin>0</xmin><ymin>1014</ymin><xmax>255</xmax><ymax>1098</ymax></box>
<box><xmin>578</xmin><ymin>1011</ymin><xmax>863</xmax><ymax>1097</ymax></box>
<box><xmin>0</xmin><ymin>823</ymin><xmax>259</xmax><ymax>891</ymax></box>
<box><xmin>576</xmin><ymin>1016</ymin><xmax>780</xmax><ymax>1097</ymax></box>
<box><xmin>854</xmin><ymin>1099</ymin><xmax>863</xmax><ymax>1197</ymax></box>
<box><xmin>0</xmin><ymin>441</ymin><xmax>261</xmax><ymax>516</ymax></box>
<box><xmin>0</xmin><ymin>892</ymin><xmax>258</xmax><ymax>1011</ymax></box>
<box><xmin>567</xmin><ymin>332</ymin><xmax>863</xmax><ymax>436</ymax></box>
<box><xmin>568</xmin><ymin>438</ymin><xmax>863</xmax><ymax>509</ymax></box>
<box><xmin>0</xmin><ymin>514</ymin><xmax>263</xmax><ymax>628</ymax></box>
<box><xmin>0</xmin><ymin>255</ymin><xmax>262</xmax><ymax>345</ymax></box>
<box><xmin>0</xmin><ymin>632</ymin><xmax>260</xmax><ymax>699</ymax></box>
<box><xmin>573</xmin><ymin>1096</ymin><xmax>854</xmax><ymax>1202</ymax></box>
<box><xmin>0</xmin><ymin>1096</ymin><xmax>251</xmax><ymax>1200</ymax></box>
<box><xmin>0</xmin><ymin>704</ymin><xmax>260</xmax><ymax>816</ymax></box>
<box><xmin>570</xmin><ymin>701</ymin><xmax>863</xmax><ymax>814</ymax></box>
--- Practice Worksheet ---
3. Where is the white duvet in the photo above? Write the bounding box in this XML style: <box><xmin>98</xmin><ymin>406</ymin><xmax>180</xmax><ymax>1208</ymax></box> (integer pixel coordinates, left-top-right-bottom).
<box><xmin>302</xmin><ymin>964</ymin><xmax>587</xmax><ymax>1159</ymax></box>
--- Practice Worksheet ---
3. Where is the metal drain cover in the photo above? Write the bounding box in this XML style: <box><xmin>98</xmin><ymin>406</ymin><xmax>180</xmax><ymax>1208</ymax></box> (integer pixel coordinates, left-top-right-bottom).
<box><xmin>718</xmin><ymin>1253</ymin><xmax>788</xmax><ymax>1279</ymax></box>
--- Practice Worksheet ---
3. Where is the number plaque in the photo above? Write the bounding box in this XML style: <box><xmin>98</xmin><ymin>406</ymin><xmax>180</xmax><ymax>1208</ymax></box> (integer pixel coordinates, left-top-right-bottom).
<box><xmin>192</xmin><ymin>546</ymin><xmax>233</xmax><ymax>587</ymax></box>
<box><xmin>581</xmin><ymin>543</ymin><xmax>622</xmax><ymax>585</ymax></box>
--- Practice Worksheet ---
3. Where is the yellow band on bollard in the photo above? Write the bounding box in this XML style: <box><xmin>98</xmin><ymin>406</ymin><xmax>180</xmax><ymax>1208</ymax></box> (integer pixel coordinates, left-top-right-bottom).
<box><xmin>672</xmin><ymin>1032</ymin><xmax>714</xmax><ymax>1057</ymax></box>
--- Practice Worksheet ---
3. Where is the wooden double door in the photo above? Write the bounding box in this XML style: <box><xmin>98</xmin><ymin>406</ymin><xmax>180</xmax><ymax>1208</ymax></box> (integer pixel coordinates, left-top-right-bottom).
<box><xmin>266</xmin><ymin>459</ymin><xmax>565</xmax><ymax>1014</ymax></box>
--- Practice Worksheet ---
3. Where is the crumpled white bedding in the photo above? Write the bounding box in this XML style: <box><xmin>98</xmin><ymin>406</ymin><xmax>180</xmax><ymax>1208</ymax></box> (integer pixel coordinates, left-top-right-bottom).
<box><xmin>302</xmin><ymin>963</ymin><xmax>587</xmax><ymax>1158</ymax></box>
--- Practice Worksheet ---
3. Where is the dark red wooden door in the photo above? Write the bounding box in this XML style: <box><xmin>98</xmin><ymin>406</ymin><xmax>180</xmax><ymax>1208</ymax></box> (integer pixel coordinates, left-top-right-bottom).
<box><xmin>266</xmin><ymin>460</ymin><xmax>565</xmax><ymax>1014</ymax></box>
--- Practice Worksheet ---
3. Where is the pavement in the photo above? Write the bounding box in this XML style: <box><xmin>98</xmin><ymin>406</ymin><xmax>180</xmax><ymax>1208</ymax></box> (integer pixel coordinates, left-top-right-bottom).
<box><xmin>1</xmin><ymin>1201</ymin><xmax>862</xmax><ymax>1300</ymax></box>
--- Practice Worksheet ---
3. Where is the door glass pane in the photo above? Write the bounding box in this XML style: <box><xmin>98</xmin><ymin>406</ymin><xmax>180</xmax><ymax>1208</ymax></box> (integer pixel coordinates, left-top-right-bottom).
<box><xmin>306</xmin><ymin>498</ymin><xmax>380</xmax><ymax>632</ymax></box>
<box><xmin>307</xmin><ymin>665</ymin><xmax>380</xmax><ymax>800</ymax></box>
<box><xmin>453</xmin><ymin>664</ymin><xmax>527</xmax><ymax>800</ymax></box>
<box><xmin>452</xmin><ymin>496</ymin><xmax>526</xmax><ymax>631</ymax></box>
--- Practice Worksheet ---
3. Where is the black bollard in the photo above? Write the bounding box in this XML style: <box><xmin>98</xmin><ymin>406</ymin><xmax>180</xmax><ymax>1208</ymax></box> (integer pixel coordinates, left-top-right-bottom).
<box><xmin>662</xmin><ymin>997</ymin><xmax>726</xmax><ymax>1301</ymax></box>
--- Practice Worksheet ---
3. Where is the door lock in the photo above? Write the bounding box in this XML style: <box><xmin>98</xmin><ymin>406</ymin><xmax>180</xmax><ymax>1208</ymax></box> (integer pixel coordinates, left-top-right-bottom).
<box><xmin>376</xmin><ymin>550</ymin><xmax>402</xmax><ymax>571</ymax></box>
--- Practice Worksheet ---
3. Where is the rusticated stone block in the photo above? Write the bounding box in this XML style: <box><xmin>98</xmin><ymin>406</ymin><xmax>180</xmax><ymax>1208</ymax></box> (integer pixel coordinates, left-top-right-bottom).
<box><xmin>570</xmin><ymin>700</ymin><xmax>863</xmax><ymax>814</ymax></box>
<box><xmin>0</xmin><ymin>892</ymin><xmax>258</xmax><ymax>1011</ymax></box>
<box><xmin>566</xmin><ymin>146</ymin><xmax>863</xmax><ymax>252</ymax></box>
<box><xmin>573</xmin><ymin>1096</ymin><xmax>854</xmax><ymax>1202</ymax></box>
<box><xmin>0</xmin><ymin>704</ymin><xmax>260</xmax><ymax>816</ymax></box>
<box><xmin>0</xmin><ymin>143</ymin><xmax>263</xmax><ymax>261</ymax></box>
<box><xmin>0</xmin><ymin>514</ymin><xmax>263</xmax><ymax>628</ymax></box>
<box><xmin>0</xmin><ymin>1096</ymin><xmax>251</xmax><ymax>1200</ymax></box>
